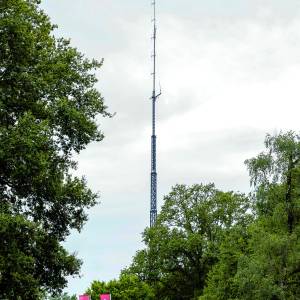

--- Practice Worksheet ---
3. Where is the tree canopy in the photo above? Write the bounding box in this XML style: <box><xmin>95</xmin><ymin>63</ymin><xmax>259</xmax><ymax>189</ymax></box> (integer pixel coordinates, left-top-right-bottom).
<box><xmin>202</xmin><ymin>132</ymin><xmax>300</xmax><ymax>299</ymax></box>
<box><xmin>125</xmin><ymin>184</ymin><xmax>251</xmax><ymax>299</ymax></box>
<box><xmin>117</xmin><ymin>132</ymin><xmax>300</xmax><ymax>300</ymax></box>
<box><xmin>0</xmin><ymin>0</ymin><xmax>109</xmax><ymax>297</ymax></box>
<box><xmin>85</xmin><ymin>274</ymin><xmax>155</xmax><ymax>300</ymax></box>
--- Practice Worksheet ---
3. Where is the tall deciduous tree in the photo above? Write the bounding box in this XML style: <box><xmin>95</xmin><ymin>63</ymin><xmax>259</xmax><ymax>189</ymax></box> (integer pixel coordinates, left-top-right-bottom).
<box><xmin>126</xmin><ymin>184</ymin><xmax>250</xmax><ymax>299</ymax></box>
<box><xmin>0</xmin><ymin>0</ymin><xmax>110</xmax><ymax>297</ymax></box>
<box><xmin>234</xmin><ymin>132</ymin><xmax>300</xmax><ymax>299</ymax></box>
<box><xmin>201</xmin><ymin>132</ymin><xmax>300</xmax><ymax>300</ymax></box>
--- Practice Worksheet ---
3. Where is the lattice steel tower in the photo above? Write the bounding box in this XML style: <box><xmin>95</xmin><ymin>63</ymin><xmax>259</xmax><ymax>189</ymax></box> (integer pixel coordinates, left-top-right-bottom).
<box><xmin>150</xmin><ymin>0</ymin><xmax>161</xmax><ymax>227</ymax></box>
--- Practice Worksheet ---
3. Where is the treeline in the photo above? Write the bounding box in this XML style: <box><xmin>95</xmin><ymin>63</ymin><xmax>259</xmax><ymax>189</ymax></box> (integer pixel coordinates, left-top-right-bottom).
<box><xmin>85</xmin><ymin>132</ymin><xmax>300</xmax><ymax>300</ymax></box>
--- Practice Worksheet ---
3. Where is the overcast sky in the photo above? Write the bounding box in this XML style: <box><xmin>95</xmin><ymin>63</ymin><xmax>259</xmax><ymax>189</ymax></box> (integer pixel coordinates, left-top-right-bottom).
<box><xmin>41</xmin><ymin>0</ymin><xmax>300</xmax><ymax>295</ymax></box>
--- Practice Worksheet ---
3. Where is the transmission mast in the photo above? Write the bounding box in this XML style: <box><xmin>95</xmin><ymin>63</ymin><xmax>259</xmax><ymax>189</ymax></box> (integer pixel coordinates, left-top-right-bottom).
<box><xmin>150</xmin><ymin>0</ymin><xmax>161</xmax><ymax>227</ymax></box>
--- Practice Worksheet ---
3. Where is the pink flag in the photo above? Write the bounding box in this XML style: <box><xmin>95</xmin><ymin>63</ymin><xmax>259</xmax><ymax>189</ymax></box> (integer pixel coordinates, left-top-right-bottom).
<box><xmin>100</xmin><ymin>294</ymin><xmax>111</xmax><ymax>300</ymax></box>
<box><xmin>79</xmin><ymin>295</ymin><xmax>90</xmax><ymax>300</ymax></box>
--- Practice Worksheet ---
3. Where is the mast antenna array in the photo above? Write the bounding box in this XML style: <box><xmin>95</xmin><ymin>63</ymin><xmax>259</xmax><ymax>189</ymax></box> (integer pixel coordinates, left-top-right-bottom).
<box><xmin>150</xmin><ymin>0</ymin><xmax>161</xmax><ymax>227</ymax></box>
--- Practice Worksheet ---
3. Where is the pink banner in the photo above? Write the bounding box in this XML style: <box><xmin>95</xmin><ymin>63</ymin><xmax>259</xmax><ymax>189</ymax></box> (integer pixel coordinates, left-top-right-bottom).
<box><xmin>79</xmin><ymin>295</ymin><xmax>90</xmax><ymax>300</ymax></box>
<box><xmin>100</xmin><ymin>294</ymin><xmax>111</xmax><ymax>300</ymax></box>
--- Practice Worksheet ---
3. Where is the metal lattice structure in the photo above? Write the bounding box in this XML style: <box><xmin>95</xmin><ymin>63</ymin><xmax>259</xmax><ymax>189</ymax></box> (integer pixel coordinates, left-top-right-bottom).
<box><xmin>150</xmin><ymin>0</ymin><xmax>161</xmax><ymax>227</ymax></box>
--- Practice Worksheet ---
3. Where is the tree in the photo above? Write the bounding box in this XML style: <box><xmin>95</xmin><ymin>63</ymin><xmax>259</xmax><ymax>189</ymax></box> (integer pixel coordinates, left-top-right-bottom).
<box><xmin>0</xmin><ymin>214</ymin><xmax>81</xmax><ymax>299</ymax></box>
<box><xmin>246</xmin><ymin>132</ymin><xmax>300</xmax><ymax>233</ymax></box>
<box><xmin>199</xmin><ymin>223</ymin><xmax>250</xmax><ymax>300</ymax></box>
<box><xmin>85</xmin><ymin>274</ymin><xmax>155</xmax><ymax>300</ymax></box>
<box><xmin>0</xmin><ymin>0</ymin><xmax>110</xmax><ymax>297</ymax></box>
<box><xmin>234</xmin><ymin>132</ymin><xmax>300</xmax><ymax>299</ymax></box>
<box><xmin>201</xmin><ymin>132</ymin><xmax>300</xmax><ymax>300</ymax></box>
<box><xmin>126</xmin><ymin>184</ymin><xmax>251</xmax><ymax>299</ymax></box>
<box><xmin>46</xmin><ymin>293</ymin><xmax>77</xmax><ymax>300</ymax></box>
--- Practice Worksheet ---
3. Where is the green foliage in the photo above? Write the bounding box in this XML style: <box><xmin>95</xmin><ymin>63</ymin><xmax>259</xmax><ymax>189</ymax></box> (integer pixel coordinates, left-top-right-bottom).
<box><xmin>246</xmin><ymin>131</ymin><xmax>300</xmax><ymax>232</ymax></box>
<box><xmin>0</xmin><ymin>214</ymin><xmax>81</xmax><ymax>299</ymax></box>
<box><xmin>201</xmin><ymin>132</ymin><xmax>300</xmax><ymax>300</ymax></box>
<box><xmin>85</xmin><ymin>274</ymin><xmax>155</xmax><ymax>300</ymax></box>
<box><xmin>232</xmin><ymin>225</ymin><xmax>300</xmax><ymax>300</ymax></box>
<box><xmin>200</xmin><ymin>224</ymin><xmax>249</xmax><ymax>300</ymax></box>
<box><xmin>46</xmin><ymin>292</ymin><xmax>77</xmax><ymax>300</ymax></box>
<box><xmin>0</xmin><ymin>0</ymin><xmax>109</xmax><ymax>298</ymax></box>
<box><xmin>126</xmin><ymin>184</ymin><xmax>251</xmax><ymax>299</ymax></box>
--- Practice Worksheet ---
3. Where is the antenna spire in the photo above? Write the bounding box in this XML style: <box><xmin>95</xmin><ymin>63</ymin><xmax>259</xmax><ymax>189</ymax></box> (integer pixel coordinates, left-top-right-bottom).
<box><xmin>150</xmin><ymin>0</ymin><xmax>161</xmax><ymax>227</ymax></box>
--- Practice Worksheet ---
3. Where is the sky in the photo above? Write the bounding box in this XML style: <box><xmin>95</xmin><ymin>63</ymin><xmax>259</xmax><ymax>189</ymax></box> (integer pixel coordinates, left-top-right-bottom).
<box><xmin>41</xmin><ymin>0</ymin><xmax>300</xmax><ymax>296</ymax></box>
